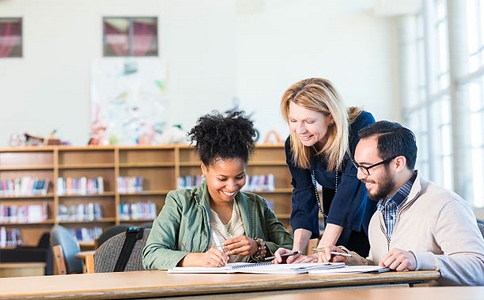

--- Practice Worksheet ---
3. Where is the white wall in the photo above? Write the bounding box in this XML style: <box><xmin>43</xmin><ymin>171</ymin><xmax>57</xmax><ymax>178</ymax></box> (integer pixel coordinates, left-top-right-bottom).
<box><xmin>235</xmin><ymin>0</ymin><xmax>399</xmax><ymax>141</ymax></box>
<box><xmin>0</xmin><ymin>0</ymin><xmax>398</xmax><ymax>146</ymax></box>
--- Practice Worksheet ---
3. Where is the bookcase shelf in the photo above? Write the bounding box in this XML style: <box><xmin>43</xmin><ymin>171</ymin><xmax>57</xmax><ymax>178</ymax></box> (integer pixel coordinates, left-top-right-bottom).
<box><xmin>0</xmin><ymin>144</ymin><xmax>292</xmax><ymax>247</ymax></box>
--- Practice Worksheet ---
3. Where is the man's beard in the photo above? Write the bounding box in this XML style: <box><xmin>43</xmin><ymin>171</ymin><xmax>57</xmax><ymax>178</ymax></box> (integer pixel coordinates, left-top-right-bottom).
<box><xmin>367</xmin><ymin>175</ymin><xmax>395</xmax><ymax>201</ymax></box>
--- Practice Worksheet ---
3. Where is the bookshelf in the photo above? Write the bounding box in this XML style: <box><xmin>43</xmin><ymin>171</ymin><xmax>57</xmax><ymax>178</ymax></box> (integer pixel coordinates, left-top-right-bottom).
<box><xmin>0</xmin><ymin>144</ymin><xmax>292</xmax><ymax>247</ymax></box>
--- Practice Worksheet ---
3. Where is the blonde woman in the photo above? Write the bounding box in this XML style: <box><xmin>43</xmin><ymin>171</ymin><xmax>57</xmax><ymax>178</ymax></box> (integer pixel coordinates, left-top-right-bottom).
<box><xmin>274</xmin><ymin>78</ymin><xmax>376</xmax><ymax>263</ymax></box>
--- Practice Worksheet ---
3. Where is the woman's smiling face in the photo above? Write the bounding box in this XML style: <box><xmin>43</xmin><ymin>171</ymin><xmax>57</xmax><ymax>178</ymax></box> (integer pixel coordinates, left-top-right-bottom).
<box><xmin>288</xmin><ymin>101</ymin><xmax>334</xmax><ymax>148</ymax></box>
<box><xmin>202</xmin><ymin>157</ymin><xmax>247</xmax><ymax>204</ymax></box>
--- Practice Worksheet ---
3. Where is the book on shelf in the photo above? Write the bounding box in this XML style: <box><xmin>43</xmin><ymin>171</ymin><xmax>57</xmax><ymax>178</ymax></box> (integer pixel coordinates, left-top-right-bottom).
<box><xmin>33</xmin><ymin>179</ymin><xmax>50</xmax><ymax>196</ymax></box>
<box><xmin>57</xmin><ymin>203</ymin><xmax>103</xmax><ymax>222</ymax></box>
<box><xmin>117</xmin><ymin>176</ymin><xmax>143</xmax><ymax>193</ymax></box>
<box><xmin>0</xmin><ymin>227</ymin><xmax>22</xmax><ymax>248</ymax></box>
<box><xmin>167</xmin><ymin>262</ymin><xmax>345</xmax><ymax>274</ymax></box>
<box><xmin>0</xmin><ymin>202</ymin><xmax>48</xmax><ymax>223</ymax></box>
<box><xmin>119</xmin><ymin>201</ymin><xmax>156</xmax><ymax>220</ymax></box>
<box><xmin>0</xmin><ymin>178</ymin><xmax>49</xmax><ymax>197</ymax></box>
<box><xmin>243</xmin><ymin>174</ymin><xmax>276</xmax><ymax>191</ymax></box>
<box><xmin>56</xmin><ymin>177</ymin><xmax>104</xmax><ymax>196</ymax></box>
<box><xmin>67</xmin><ymin>226</ymin><xmax>103</xmax><ymax>242</ymax></box>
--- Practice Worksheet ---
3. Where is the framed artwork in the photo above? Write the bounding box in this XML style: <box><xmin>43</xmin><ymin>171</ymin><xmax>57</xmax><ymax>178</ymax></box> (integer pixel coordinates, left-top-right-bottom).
<box><xmin>0</xmin><ymin>18</ymin><xmax>22</xmax><ymax>58</ymax></box>
<box><xmin>103</xmin><ymin>17</ymin><xmax>158</xmax><ymax>57</ymax></box>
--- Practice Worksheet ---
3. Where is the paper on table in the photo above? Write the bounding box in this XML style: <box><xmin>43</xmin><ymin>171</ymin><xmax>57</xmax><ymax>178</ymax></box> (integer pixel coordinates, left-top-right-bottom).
<box><xmin>308</xmin><ymin>265</ymin><xmax>391</xmax><ymax>275</ymax></box>
<box><xmin>167</xmin><ymin>262</ymin><xmax>346</xmax><ymax>274</ymax></box>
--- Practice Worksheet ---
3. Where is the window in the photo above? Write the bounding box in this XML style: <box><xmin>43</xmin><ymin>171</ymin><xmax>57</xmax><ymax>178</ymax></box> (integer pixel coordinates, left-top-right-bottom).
<box><xmin>103</xmin><ymin>17</ymin><xmax>158</xmax><ymax>57</ymax></box>
<box><xmin>402</xmin><ymin>0</ymin><xmax>484</xmax><ymax>208</ymax></box>
<box><xmin>0</xmin><ymin>18</ymin><xmax>22</xmax><ymax>58</ymax></box>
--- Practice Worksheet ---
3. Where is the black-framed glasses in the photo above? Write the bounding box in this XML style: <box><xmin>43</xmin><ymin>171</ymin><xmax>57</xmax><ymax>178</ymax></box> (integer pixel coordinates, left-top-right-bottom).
<box><xmin>352</xmin><ymin>156</ymin><xmax>397</xmax><ymax>176</ymax></box>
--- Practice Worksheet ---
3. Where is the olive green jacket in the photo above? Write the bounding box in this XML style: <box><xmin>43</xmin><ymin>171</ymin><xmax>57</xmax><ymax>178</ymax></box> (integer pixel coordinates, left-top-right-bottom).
<box><xmin>142</xmin><ymin>181</ymin><xmax>293</xmax><ymax>270</ymax></box>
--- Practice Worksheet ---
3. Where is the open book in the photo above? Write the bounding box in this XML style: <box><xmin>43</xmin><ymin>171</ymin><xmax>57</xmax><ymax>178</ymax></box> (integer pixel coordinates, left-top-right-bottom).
<box><xmin>308</xmin><ymin>265</ymin><xmax>391</xmax><ymax>275</ymax></box>
<box><xmin>167</xmin><ymin>262</ymin><xmax>345</xmax><ymax>274</ymax></box>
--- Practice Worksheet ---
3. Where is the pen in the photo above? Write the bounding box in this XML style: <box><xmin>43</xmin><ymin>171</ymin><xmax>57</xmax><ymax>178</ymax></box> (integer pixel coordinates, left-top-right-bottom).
<box><xmin>264</xmin><ymin>250</ymin><xmax>300</xmax><ymax>262</ymax></box>
<box><xmin>311</xmin><ymin>247</ymin><xmax>352</xmax><ymax>257</ymax></box>
<box><xmin>212</xmin><ymin>231</ymin><xmax>227</xmax><ymax>267</ymax></box>
<box><xmin>212</xmin><ymin>231</ymin><xmax>224</xmax><ymax>253</ymax></box>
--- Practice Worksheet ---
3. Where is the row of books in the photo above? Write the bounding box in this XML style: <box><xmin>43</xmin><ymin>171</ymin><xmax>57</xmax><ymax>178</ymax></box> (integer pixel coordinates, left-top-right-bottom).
<box><xmin>178</xmin><ymin>175</ymin><xmax>203</xmax><ymax>189</ymax></box>
<box><xmin>57</xmin><ymin>203</ymin><xmax>103</xmax><ymax>222</ymax></box>
<box><xmin>177</xmin><ymin>174</ymin><xmax>276</xmax><ymax>191</ymax></box>
<box><xmin>0</xmin><ymin>177</ymin><xmax>49</xmax><ymax>197</ymax></box>
<box><xmin>56</xmin><ymin>177</ymin><xmax>104</xmax><ymax>196</ymax></box>
<box><xmin>242</xmin><ymin>174</ymin><xmax>276</xmax><ymax>191</ymax></box>
<box><xmin>0</xmin><ymin>203</ymin><xmax>49</xmax><ymax>224</ymax></box>
<box><xmin>0</xmin><ymin>227</ymin><xmax>22</xmax><ymax>248</ymax></box>
<box><xmin>119</xmin><ymin>201</ymin><xmax>157</xmax><ymax>220</ymax></box>
<box><xmin>117</xmin><ymin>176</ymin><xmax>143</xmax><ymax>193</ymax></box>
<box><xmin>68</xmin><ymin>226</ymin><xmax>103</xmax><ymax>242</ymax></box>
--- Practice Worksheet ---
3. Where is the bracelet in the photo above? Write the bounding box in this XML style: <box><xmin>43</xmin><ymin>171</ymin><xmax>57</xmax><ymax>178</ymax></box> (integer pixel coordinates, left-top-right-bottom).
<box><xmin>252</xmin><ymin>238</ymin><xmax>267</xmax><ymax>261</ymax></box>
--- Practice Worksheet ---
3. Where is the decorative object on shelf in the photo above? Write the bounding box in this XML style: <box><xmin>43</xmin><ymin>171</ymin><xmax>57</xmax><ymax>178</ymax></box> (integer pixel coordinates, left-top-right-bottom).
<box><xmin>263</xmin><ymin>130</ymin><xmax>283</xmax><ymax>144</ymax></box>
<box><xmin>158</xmin><ymin>125</ymin><xmax>189</xmax><ymax>145</ymax></box>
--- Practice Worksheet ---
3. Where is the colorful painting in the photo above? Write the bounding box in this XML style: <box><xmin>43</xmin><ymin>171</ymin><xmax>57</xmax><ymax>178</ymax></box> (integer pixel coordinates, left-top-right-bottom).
<box><xmin>90</xmin><ymin>58</ymin><xmax>167</xmax><ymax>145</ymax></box>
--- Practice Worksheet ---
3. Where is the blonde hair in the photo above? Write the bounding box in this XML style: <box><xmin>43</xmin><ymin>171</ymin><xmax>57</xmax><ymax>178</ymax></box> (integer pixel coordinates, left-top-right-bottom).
<box><xmin>280</xmin><ymin>78</ymin><xmax>362</xmax><ymax>170</ymax></box>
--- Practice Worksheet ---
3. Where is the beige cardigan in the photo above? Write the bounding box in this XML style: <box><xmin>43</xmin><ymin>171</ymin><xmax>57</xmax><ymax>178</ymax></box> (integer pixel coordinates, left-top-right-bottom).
<box><xmin>348</xmin><ymin>172</ymin><xmax>484</xmax><ymax>286</ymax></box>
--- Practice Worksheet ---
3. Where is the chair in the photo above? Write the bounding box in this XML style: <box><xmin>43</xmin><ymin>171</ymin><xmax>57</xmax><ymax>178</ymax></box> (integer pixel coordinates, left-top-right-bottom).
<box><xmin>138</xmin><ymin>221</ymin><xmax>153</xmax><ymax>229</ymax></box>
<box><xmin>0</xmin><ymin>232</ymin><xmax>53</xmax><ymax>275</ymax></box>
<box><xmin>49</xmin><ymin>225</ymin><xmax>84</xmax><ymax>275</ymax></box>
<box><xmin>94</xmin><ymin>224</ymin><xmax>133</xmax><ymax>249</ymax></box>
<box><xmin>93</xmin><ymin>228</ymin><xmax>150</xmax><ymax>273</ymax></box>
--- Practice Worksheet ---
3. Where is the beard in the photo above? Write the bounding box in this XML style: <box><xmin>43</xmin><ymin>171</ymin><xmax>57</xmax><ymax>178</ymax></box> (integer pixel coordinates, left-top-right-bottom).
<box><xmin>366</xmin><ymin>175</ymin><xmax>396</xmax><ymax>201</ymax></box>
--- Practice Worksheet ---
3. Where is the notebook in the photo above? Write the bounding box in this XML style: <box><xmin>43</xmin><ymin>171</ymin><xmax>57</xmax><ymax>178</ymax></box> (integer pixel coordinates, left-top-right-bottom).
<box><xmin>167</xmin><ymin>262</ymin><xmax>346</xmax><ymax>274</ymax></box>
<box><xmin>308</xmin><ymin>265</ymin><xmax>391</xmax><ymax>275</ymax></box>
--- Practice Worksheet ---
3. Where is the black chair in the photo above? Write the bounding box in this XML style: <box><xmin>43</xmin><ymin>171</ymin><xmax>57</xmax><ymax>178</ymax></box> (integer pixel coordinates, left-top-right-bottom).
<box><xmin>95</xmin><ymin>224</ymin><xmax>133</xmax><ymax>249</ymax></box>
<box><xmin>93</xmin><ymin>228</ymin><xmax>150</xmax><ymax>273</ymax></box>
<box><xmin>0</xmin><ymin>232</ymin><xmax>53</xmax><ymax>275</ymax></box>
<box><xmin>50</xmin><ymin>225</ymin><xmax>84</xmax><ymax>275</ymax></box>
<box><xmin>138</xmin><ymin>221</ymin><xmax>153</xmax><ymax>229</ymax></box>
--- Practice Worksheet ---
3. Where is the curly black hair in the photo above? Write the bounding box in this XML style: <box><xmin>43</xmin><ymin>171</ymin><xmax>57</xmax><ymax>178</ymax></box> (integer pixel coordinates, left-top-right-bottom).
<box><xmin>187</xmin><ymin>111</ymin><xmax>256</xmax><ymax>166</ymax></box>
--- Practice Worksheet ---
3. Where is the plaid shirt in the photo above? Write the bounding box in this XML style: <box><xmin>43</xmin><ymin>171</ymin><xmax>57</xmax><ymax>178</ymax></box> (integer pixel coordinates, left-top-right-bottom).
<box><xmin>377</xmin><ymin>172</ymin><xmax>417</xmax><ymax>240</ymax></box>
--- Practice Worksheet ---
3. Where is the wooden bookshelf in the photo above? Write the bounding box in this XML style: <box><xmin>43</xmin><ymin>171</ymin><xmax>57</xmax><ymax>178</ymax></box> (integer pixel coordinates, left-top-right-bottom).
<box><xmin>0</xmin><ymin>144</ymin><xmax>292</xmax><ymax>246</ymax></box>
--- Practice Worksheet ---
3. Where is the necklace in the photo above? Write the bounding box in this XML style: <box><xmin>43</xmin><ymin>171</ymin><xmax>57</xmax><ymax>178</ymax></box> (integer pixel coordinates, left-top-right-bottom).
<box><xmin>311</xmin><ymin>169</ymin><xmax>339</xmax><ymax>219</ymax></box>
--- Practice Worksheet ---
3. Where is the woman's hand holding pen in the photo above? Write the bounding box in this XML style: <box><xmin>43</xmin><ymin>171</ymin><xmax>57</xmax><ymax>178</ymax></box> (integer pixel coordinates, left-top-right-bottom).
<box><xmin>179</xmin><ymin>248</ymin><xmax>227</xmax><ymax>268</ymax></box>
<box><xmin>200</xmin><ymin>247</ymin><xmax>228</xmax><ymax>267</ymax></box>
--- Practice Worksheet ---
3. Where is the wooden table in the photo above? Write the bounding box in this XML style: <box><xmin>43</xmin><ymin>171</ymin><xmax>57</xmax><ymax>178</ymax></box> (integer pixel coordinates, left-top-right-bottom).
<box><xmin>0</xmin><ymin>269</ymin><xmax>440</xmax><ymax>299</ymax></box>
<box><xmin>0</xmin><ymin>262</ymin><xmax>45</xmax><ymax>278</ymax></box>
<box><xmin>237</xmin><ymin>286</ymin><xmax>484</xmax><ymax>300</ymax></box>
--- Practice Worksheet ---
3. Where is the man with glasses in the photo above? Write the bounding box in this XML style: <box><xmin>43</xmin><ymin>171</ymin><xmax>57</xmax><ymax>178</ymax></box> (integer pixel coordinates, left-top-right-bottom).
<box><xmin>321</xmin><ymin>120</ymin><xmax>484</xmax><ymax>286</ymax></box>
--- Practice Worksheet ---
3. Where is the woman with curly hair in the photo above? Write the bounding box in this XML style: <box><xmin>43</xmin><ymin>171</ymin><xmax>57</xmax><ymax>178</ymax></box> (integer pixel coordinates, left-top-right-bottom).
<box><xmin>143</xmin><ymin>111</ymin><xmax>293</xmax><ymax>270</ymax></box>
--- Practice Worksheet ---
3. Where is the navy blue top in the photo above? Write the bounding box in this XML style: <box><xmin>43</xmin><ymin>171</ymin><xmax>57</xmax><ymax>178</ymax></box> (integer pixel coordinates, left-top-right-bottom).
<box><xmin>286</xmin><ymin>111</ymin><xmax>376</xmax><ymax>246</ymax></box>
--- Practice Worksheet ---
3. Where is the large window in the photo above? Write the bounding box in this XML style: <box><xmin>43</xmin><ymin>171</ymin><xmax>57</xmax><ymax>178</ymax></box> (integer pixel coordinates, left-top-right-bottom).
<box><xmin>0</xmin><ymin>18</ymin><xmax>22</xmax><ymax>58</ymax></box>
<box><xmin>103</xmin><ymin>17</ymin><xmax>158</xmax><ymax>57</ymax></box>
<box><xmin>402</xmin><ymin>0</ymin><xmax>484</xmax><ymax>207</ymax></box>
